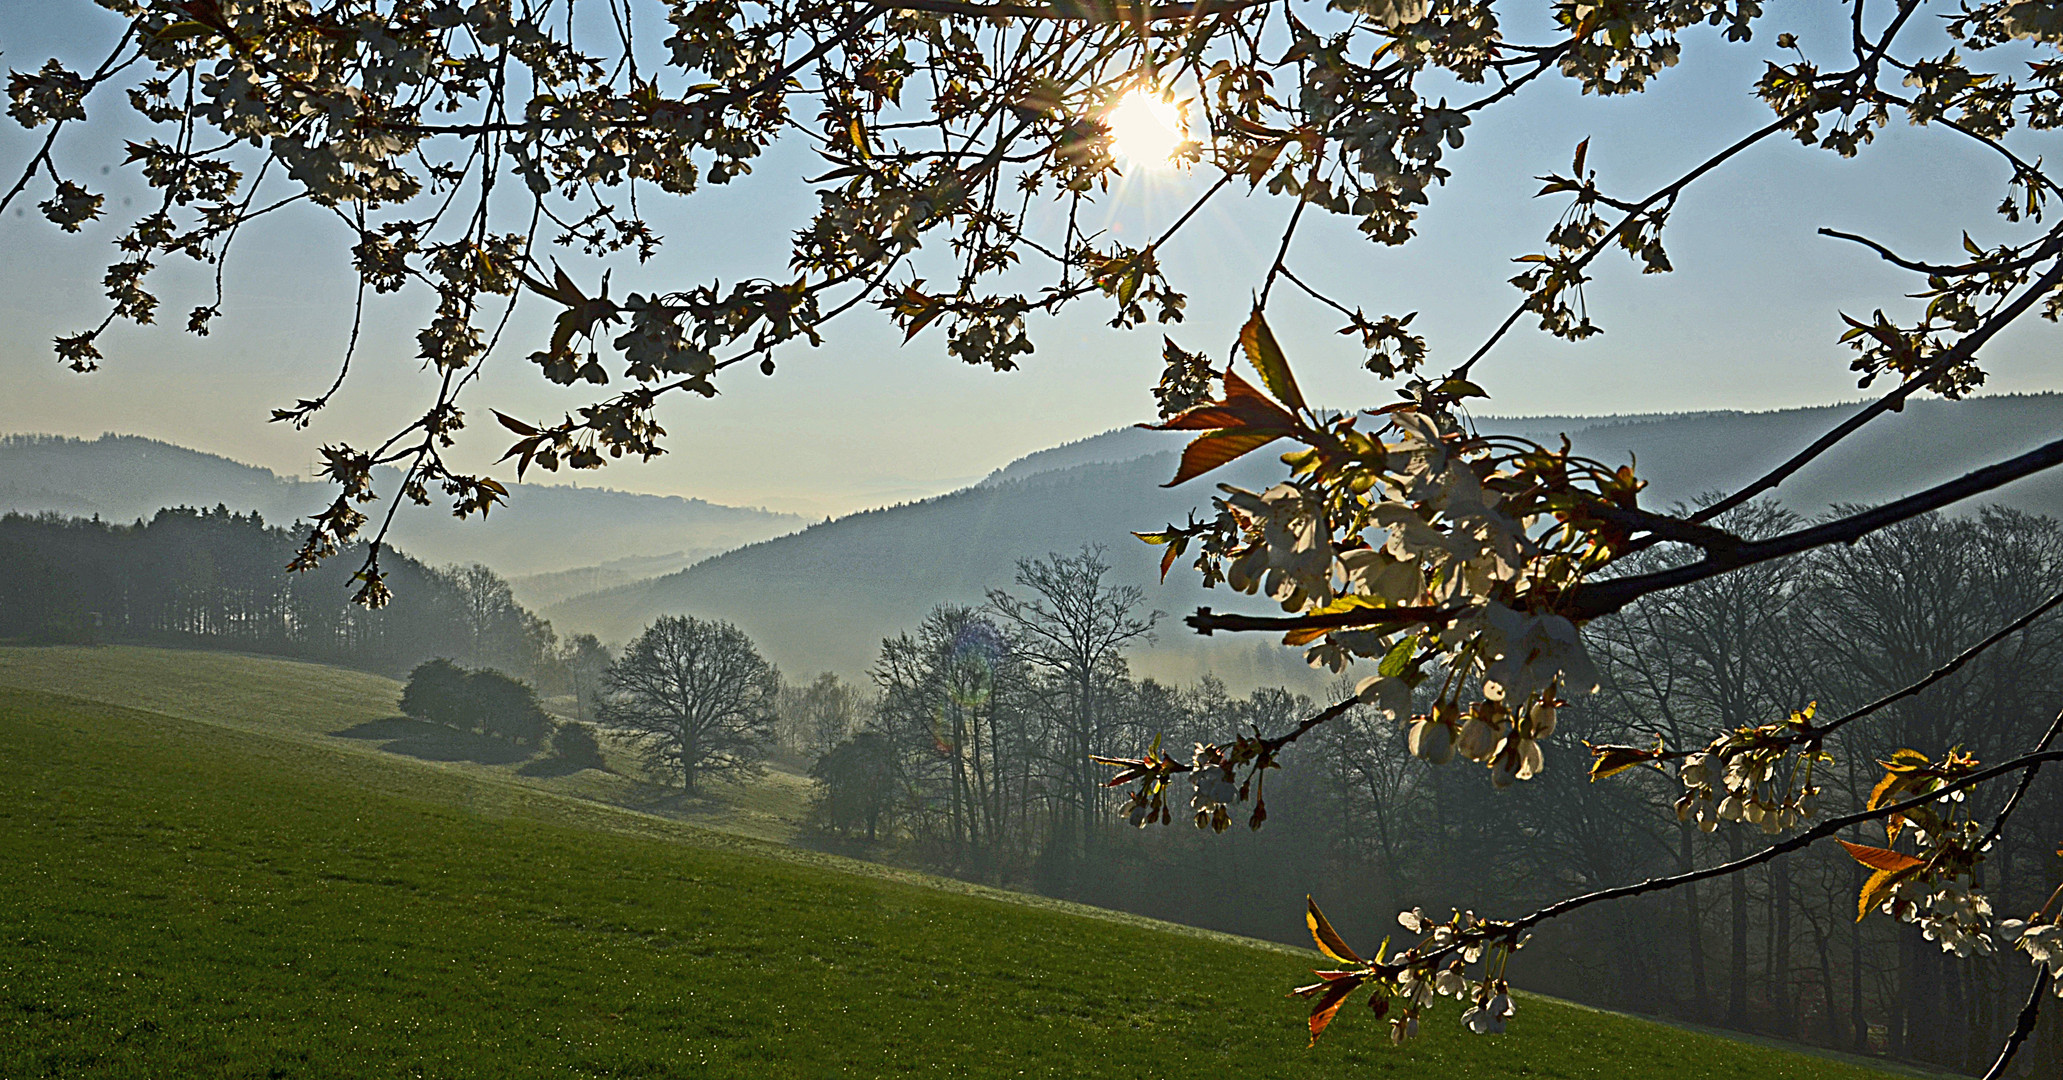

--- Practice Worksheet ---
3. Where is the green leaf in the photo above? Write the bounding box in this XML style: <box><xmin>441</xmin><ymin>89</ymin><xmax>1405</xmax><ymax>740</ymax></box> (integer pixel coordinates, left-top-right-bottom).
<box><xmin>493</xmin><ymin>410</ymin><xmax>539</xmax><ymax>436</ymax></box>
<box><xmin>1240</xmin><ymin>309</ymin><xmax>1304</xmax><ymax>412</ymax></box>
<box><xmin>1856</xmin><ymin>863</ymin><xmax>1922</xmax><ymax>922</ymax></box>
<box><xmin>1377</xmin><ymin>635</ymin><xmax>1417</xmax><ymax>679</ymax></box>
<box><xmin>1585</xmin><ymin>741</ymin><xmax>1662</xmax><ymax>782</ymax></box>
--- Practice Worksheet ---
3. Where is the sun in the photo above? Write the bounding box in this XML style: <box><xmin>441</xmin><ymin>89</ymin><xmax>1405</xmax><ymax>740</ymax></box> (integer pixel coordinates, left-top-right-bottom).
<box><xmin>1104</xmin><ymin>89</ymin><xmax>1188</xmax><ymax>170</ymax></box>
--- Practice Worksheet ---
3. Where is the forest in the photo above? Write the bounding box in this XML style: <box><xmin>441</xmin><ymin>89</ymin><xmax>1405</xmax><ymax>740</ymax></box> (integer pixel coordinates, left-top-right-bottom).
<box><xmin>800</xmin><ymin>506</ymin><xmax>2063</xmax><ymax>1075</ymax></box>
<box><xmin>0</xmin><ymin>506</ymin><xmax>556</xmax><ymax>679</ymax></box>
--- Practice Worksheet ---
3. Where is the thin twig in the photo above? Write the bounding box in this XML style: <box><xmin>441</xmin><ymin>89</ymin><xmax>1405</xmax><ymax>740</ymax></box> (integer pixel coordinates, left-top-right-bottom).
<box><xmin>1981</xmin><ymin>703</ymin><xmax>2063</xmax><ymax>850</ymax></box>
<box><xmin>1823</xmin><ymin>587</ymin><xmax>2063</xmax><ymax>744</ymax></box>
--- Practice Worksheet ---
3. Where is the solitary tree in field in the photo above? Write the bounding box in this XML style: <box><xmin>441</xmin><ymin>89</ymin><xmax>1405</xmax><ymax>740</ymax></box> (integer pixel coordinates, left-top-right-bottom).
<box><xmin>20</xmin><ymin>0</ymin><xmax>2063</xmax><ymax>1069</ymax></box>
<box><xmin>602</xmin><ymin>615</ymin><xmax>778</xmax><ymax>795</ymax></box>
<box><xmin>465</xmin><ymin>667</ymin><xmax>553</xmax><ymax>745</ymax></box>
<box><xmin>558</xmin><ymin>633</ymin><xmax>614</xmax><ymax>722</ymax></box>
<box><xmin>988</xmin><ymin>547</ymin><xmax>1158</xmax><ymax>860</ymax></box>
<box><xmin>400</xmin><ymin>657</ymin><xmax>552</xmax><ymax>743</ymax></box>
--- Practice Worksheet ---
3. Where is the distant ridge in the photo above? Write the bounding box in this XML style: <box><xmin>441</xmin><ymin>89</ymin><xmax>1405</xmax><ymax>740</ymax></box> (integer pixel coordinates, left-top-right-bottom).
<box><xmin>0</xmin><ymin>433</ymin><xmax>805</xmax><ymax>577</ymax></box>
<box><xmin>546</xmin><ymin>393</ymin><xmax>2063</xmax><ymax>685</ymax></box>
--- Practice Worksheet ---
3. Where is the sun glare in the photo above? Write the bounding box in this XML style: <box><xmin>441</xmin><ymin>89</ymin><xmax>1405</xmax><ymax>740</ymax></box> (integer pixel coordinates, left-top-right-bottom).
<box><xmin>1105</xmin><ymin>89</ymin><xmax>1187</xmax><ymax>169</ymax></box>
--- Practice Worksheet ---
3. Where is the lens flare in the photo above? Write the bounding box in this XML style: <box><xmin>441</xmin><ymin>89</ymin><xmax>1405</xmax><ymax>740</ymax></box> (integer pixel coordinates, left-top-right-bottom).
<box><xmin>1105</xmin><ymin>89</ymin><xmax>1187</xmax><ymax>169</ymax></box>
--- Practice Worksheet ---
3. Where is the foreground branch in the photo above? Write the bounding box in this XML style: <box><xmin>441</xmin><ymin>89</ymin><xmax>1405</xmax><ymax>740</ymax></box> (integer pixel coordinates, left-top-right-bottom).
<box><xmin>1568</xmin><ymin>434</ymin><xmax>2063</xmax><ymax>620</ymax></box>
<box><xmin>1381</xmin><ymin>746</ymin><xmax>2063</xmax><ymax>977</ymax></box>
<box><xmin>1185</xmin><ymin>604</ymin><xmax>1456</xmax><ymax>636</ymax></box>
<box><xmin>888</xmin><ymin>0</ymin><xmax>1264</xmax><ymax>16</ymax></box>
<box><xmin>1982</xmin><ymin>968</ymin><xmax>2052</xmax><ymax>1080</ymax></box>
<box><xmin>1691</xmin><ymin>258</ymin><xmax>2063</xmax><ymax>523</ymax></box>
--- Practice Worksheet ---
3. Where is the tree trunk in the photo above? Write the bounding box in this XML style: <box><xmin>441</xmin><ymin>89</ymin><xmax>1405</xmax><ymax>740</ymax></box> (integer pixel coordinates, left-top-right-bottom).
<box><xmin>1773</xmin><ymin>860</ymin><xmax>1793</xmax><ymax>1038</ymax></box>
<box><xmin>1727</xmin><ymin>827</ymin><xmax>1749</xmax><ymax>1029</ymax></box>
<box><xmin>1680</xmin><ymin>823</ymin><xmax>1711</xmax><ymax>1021</ymax></box>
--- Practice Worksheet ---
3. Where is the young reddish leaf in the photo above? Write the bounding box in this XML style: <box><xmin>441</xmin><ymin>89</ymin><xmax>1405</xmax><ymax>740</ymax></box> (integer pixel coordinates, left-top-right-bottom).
<box><xmin>1306</xmin><ymin>897</ymin><xmax>1363</xmax><ymax>966</ymax></box>
<box><xmin>1572</xmin><ymin>136</ymin><xmax>1590</xmax><ymax>176</ymax></box>
<box><xmin>1148</xmin><ymin>403</ymin><xmax>1272</xmax><ymax>432</ymax></box>
<box><xmin>1240</xmin><ymin>309</ymin><xmax>1305</xmax><ymax>412</ymax></box>
<box><xmin>1144</xmin><ymin>369</ymin><xmax>1300</xmax><ymax>433</ymax></box>
<box><xmin>1221</xmin><ymin>367</ymin><xmax>1300</xmax><ymax>421</ymax></box>
<box><xmin>1838</xmin><ymin>839</ymin><xmax>1925</xmax><ymax>875</ymax></box>
<box><xmin>1306</xmin><ymin>979</ymin><xmax>1358</xmax><ymax>1046</ymax></box>
<box><xmin>1164</xmin><ymin>429</ymin><xmax>1288</xmax><ymax>487</ymax></box>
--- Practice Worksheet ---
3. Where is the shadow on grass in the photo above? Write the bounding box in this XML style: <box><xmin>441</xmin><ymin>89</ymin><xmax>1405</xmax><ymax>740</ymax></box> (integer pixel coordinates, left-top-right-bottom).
<box><xmin>330</xmin><ymin>717</ymin><xmax>533</xmax><ymax>766</ymax></box>
<box><xmin>516</xmin><ymin>754</ymin><xmax>610</xmax><ymax>778</ymax></box>
<box><xmin>610</xmin><ymin>780</ymin><xmax>735</xmax><ymax>819</ymax></box>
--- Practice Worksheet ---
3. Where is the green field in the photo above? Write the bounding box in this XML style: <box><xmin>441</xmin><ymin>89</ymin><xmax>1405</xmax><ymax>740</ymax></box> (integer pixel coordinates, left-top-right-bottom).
<box><xmin>0</xmin><ymin>646</ymin><xmax>815</xmax><ymax>844</ymax></box>
<box><xmin>0</xmin><ymin>646</ymin><xmax>1925</xmax><ymax>1078</ymax></box>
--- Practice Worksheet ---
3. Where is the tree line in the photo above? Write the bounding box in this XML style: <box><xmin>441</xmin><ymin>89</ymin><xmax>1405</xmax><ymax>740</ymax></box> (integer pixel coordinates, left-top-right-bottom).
<box><xmin>777</xmin><ymin>516</ymin><xmax>2063</xmax><ymax>1075</ymax></box>
<box><xmin>0</xmin><ymin>507</ymin><xmax>617</xmax><ymax>699</ymax></box>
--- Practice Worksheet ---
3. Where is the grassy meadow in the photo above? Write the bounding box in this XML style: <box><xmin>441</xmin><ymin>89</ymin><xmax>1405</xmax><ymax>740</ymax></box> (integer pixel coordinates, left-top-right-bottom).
<box><xmin>0</xmin><ymin>646</ymin><xmax>1935</xmax><ymax>1078</ymax></box>
<box><xmin>0</xmin><ymin>646</ymin><xmax>814</xmax><ymax>844</ymax></box>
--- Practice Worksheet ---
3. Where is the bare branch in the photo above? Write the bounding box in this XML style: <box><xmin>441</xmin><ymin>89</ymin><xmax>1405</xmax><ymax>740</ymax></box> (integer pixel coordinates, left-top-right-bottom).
<box><xmin>1570</xmin><ymin>433</ymin><xmax>2063</xmax><ymax>620</ymax></box>
<box><xmin>1693</xmin><ymin>248</ymin><xmax>2063</xmax><ymax>524</ymax></box>
<box><xmin>888</xmin><ymin>0</ymin><xmax>1267</xmax><ymax>18</ymax></box>
<box><xmin>1982</xmin><ymin>968</ymin><xmax>2053</xmax><ymax>1080</ymax></box>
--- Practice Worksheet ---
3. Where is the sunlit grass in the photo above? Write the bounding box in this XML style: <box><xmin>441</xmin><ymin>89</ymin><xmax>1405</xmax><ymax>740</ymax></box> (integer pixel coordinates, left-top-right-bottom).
<box><xmin>0</xmin><ymin>655</ymin><xmax>1929</xmax><ymax>1079</ymax></box>
<box><xmin>0</xmin><ymin>645</ymin><xmax>811</xmax><ymax>844</ymax></box>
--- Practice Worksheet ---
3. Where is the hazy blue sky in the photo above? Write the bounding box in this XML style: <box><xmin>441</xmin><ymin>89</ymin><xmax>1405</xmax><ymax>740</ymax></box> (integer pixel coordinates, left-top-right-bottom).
<box><xmin>4</xmin><ymin>2</ymin><xmax>2059</xmax><ymax>516</ymax></box>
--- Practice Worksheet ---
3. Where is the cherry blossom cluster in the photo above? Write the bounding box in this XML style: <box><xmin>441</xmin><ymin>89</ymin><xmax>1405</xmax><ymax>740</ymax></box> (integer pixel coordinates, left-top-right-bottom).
<box><xmin>1674</xmin><ymin>706</ymin><xmax>1826</xmax><ymax>834</ymax></box>
<box><xmin>2001</xmin><ymin>910</ymin><xmax>2063</xmax><ymax>997</ymax></box>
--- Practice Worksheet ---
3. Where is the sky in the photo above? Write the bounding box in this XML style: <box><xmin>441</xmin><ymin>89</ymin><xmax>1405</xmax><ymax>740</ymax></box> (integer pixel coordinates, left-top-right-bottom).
<box><xmin>4</xmin><ymin>2</ymin><xmax>2060</xmax><ymax>518</ymax></box>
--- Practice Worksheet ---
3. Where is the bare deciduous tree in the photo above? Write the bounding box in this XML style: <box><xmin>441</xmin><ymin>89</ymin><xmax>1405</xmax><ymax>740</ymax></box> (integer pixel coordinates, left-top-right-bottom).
<box><xmin>602</xmin><ymin>615</ymin><xmax>778</xmax><ymax>796</ymax></box>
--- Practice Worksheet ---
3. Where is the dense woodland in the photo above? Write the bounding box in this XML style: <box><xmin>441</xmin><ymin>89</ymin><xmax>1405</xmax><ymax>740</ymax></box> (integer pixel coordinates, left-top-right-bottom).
<box><xmin>0</xmin><ymin>507</ymin><xmax>557</xmax><ymax>679</ymax></box>
<box><xmin>801</xmin><ymin>509</ymin><xmax>2063</xmax><ymax>1075</ymax></box>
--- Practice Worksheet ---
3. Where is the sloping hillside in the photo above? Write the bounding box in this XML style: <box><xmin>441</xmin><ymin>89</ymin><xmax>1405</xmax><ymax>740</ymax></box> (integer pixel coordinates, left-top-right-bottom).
<box><xmin>0</xmin><ymin>647</ymin><xmax>1931</xmax><ymax>1079</ymax></box>
<box><xmin>0</xmin><ymin>433</ymin><xmax>804</xmax><ymax>576</ymax></box>
<box><xmin>547</xmin><ymin>393</ymin><xmax>2063</xmax><ymax>683</ymax></box>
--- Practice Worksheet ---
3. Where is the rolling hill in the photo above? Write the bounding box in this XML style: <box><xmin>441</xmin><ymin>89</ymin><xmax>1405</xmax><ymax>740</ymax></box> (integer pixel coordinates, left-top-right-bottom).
<box><xmin>0</xmin><ymin>645</ymin><xmax>1934</xmax><ymax>1079</ymax></box>
<box><xmin>0</xmin><ymin>433</ymin><xmax>804</xmax><ymax>577</ymax></box>
<box><xmin>545</xmin><ymin>392</ymin><xmax>2063</xmax><ymax>684</ymax></box>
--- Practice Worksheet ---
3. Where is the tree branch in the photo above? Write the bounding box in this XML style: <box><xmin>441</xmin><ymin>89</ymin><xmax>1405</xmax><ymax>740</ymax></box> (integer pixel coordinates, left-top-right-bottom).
<box><xmin>1819</xmin><ymin>226</ymin><xmax>2062</xmax><ymax>277</ymax></box>
<box><xmin>1823</xmin><ymin>587</ymin><xmax>2063</xmax><ymax>745</ymax></box>
<box><xmin>887</xmin><ymin>0</ymin><xmax>1266</xmax><ymax>18</ymax></box>
<box><xmin>1690</xmin><ymin>257</ymin><xmax>2063</xmax><ymax>523</ymax></box>
<box><xmin>1981</xmin><ymin>704</ymin><xmax>2063</xmax><ymax>850</ymax></box>
<box><xmin>1981</xmin><ymin>967</ymin><xmax>2052</xmax><ymax>1080</ymax></box>
<box><xmin>1383</xmin><ymin>746</ymin><xmax>2063</xmax><ymax>976</ymax></box>
<box><xmin>1568</xmin><ymin>433</ymin><xmax>2063</xmax><ymax>620</ymax></box>
<box><xmin>1185</xmin><ymin>604</ymin><xmax>1457</xmax><ymax>636</ymax></box>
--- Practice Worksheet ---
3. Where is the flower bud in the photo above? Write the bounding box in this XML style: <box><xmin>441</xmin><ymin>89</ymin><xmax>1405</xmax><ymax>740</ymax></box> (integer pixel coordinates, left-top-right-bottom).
<box><xmin>1408</xmin><ymin>717</ymin><xmax>1455</xmax><ymax>765</ymax></box>
<box><xmin>1457</xmin><ymin>716</ymin><xmax>1500</xmax><ymax>762</ymax></box>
